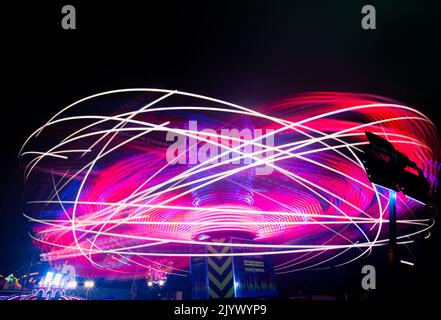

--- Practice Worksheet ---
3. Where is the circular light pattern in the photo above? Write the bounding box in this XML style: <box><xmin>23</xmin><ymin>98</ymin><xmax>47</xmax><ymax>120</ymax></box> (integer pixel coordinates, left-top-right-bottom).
<box><xmin>20</xmin><ymin>89</ymin><xmax>441</xmax><ymax>279</ymax></box>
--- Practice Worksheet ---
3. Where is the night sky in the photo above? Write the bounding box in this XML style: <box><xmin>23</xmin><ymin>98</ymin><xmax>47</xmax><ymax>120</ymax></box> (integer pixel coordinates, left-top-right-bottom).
<box><xmin>2</xmin><ymin>1</ymin><xmax>440</xmax><ymax>299</ymax></box>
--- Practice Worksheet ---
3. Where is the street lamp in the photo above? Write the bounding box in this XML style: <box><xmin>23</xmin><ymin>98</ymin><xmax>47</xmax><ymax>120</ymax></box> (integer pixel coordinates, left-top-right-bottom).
<box><xmin>84</xmin><ymin>280</ymin><xmax>95</xmax><ymax>299</ymax></box>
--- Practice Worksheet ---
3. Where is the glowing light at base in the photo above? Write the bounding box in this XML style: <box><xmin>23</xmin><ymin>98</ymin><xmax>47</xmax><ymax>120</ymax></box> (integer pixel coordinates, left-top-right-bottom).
<box><xmin>20</xmin><ymin>89</ymin><xmax>441</xmax><ymax>278</ymax></box>
<box><xmin>66</xmin><ymin>280</ymin><xmax>78</xmax><ymax>289</ymax></box>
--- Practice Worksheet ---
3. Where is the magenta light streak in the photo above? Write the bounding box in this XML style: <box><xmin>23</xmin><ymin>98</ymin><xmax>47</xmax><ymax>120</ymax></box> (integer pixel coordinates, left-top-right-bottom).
<box><xmin>20</xmin><ymin>90</ymin><xmax>441</xmax><ymax>279</ymax></box>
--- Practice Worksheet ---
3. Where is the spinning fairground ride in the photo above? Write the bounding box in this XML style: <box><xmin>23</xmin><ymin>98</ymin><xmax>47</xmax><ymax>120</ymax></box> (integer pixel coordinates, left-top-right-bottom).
<box><xmin>20</xmin><ymin>90</ymin><xmax>441</xmax><ymax>299</ymax></box>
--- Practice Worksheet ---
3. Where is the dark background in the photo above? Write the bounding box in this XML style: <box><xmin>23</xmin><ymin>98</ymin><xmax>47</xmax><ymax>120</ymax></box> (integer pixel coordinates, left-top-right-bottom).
<box><xmin>1</xmin><ymin>0</ymin><xmax>440</xmax><ymax>301</ymax></box>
